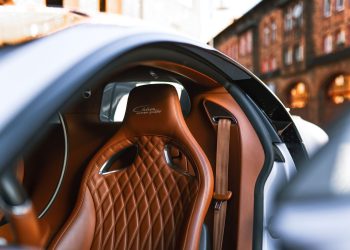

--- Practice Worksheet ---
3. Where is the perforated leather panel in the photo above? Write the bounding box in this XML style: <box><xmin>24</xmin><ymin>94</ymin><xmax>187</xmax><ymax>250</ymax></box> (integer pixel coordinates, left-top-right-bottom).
<box><xmin>87</xmin><ymin>136</ymin><xmax>198</xmax><ymax>250</ymax></box>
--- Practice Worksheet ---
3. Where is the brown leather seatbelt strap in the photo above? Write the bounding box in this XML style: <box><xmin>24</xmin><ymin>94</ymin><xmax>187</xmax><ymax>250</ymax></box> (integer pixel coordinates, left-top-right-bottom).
<box><xmin>213</xmin><ymin>119</ymin><xmax>232</xmax><ymax>250</ymax></box>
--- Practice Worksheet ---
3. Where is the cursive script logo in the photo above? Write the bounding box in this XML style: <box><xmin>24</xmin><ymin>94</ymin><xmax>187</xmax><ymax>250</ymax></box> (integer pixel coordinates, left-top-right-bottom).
<box><xmin>132</xmin><ymin>105</ymin><xmax>162</xmax><ymax>115</ymax></box>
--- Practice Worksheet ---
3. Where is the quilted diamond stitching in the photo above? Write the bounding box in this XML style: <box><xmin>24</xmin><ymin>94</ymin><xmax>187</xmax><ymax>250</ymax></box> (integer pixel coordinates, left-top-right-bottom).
<box><xmin>87</xmin><ymin>136</ymin><xmax>198</xmax><ymax>250</ymax></box>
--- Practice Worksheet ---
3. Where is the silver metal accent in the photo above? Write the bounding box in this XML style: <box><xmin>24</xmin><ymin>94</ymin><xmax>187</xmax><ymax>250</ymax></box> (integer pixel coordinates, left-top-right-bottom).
<box><xmin>163</xmin><ymin>145</ymin><xmax>172</xmax><ymax>165</ymax></box>
<box><xmin>38</xmin><ymin>112</ymin><xmax>68</xmax><ymax>219</ymax></box>
<box><xmin>149</xmin><ymin>71</ymin><xmax>158</xmax><ymax>79</ymax></box>
<box><xmin>0</xmin><ymin>195</ymin><xmax>32</xmax><ymax>216</ymax></box>
<box><xmin>163</xmin><ymin>145</ymin><xmax>193</xmax><ymax>177</ymax></box>
<box><xmin>11</xmin><ymin>201</ymin><xmax>32</xmax><ymax>215</ymax></box>
<box><xmin>99</xmin><ymin>161</ymin><xmax>124</xmax><ymax>176</ymax></box>
<box><xmin>82</xmin><ymin>89</ymin><xmax>92</xmax><ymax>99</ymax></box>
<box><xmin>214</xmin><ymin>201</ymin><xmax>223</xmax><ymax>211</ymax></box>
<box><xmin>99</xmin><ymin>145</ymin><xmax>137</xmax><ymax>175</ymax></box>
<box><xmin>262</xmin><ymin>143</ymin><xmax>297</xmax><ymax>250</ymax></box>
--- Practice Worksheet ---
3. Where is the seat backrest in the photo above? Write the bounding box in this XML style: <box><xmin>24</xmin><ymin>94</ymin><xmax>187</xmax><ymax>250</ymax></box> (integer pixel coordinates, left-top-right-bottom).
<box><xmin>50</xmin><ymin>84</ymin><xmax>213</xmax><ymax>250</ymax></box>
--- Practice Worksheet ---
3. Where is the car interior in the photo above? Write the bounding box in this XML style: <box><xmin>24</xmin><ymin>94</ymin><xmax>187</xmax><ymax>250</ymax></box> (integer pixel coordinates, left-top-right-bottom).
<box><xmin>0</xmin><ymin>53</ymin><xmax>300</xmax><ymax>250</ymax></box>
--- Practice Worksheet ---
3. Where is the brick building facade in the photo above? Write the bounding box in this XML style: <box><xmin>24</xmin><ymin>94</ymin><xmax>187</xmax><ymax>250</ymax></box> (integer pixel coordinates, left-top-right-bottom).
<box><xmin>214</xmin><ymin>0</ymin><xmax>350</xmax><ymax>127</ymax></box>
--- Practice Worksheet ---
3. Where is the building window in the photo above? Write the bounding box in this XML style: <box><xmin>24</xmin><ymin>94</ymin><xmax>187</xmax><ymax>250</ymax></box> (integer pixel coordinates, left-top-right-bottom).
<box><xmin>261</xmin><ymin>59</ymin><xmax>269</xmax><ymax>73</ymax></box>
<box><xmin>228</xmin><ymin>40</ymin><xmax>234</xmax><ymax>58</ymax></box>
<box><xmin>47</xmin><ymin>0</ymin><xmax>63</xmax><ymax>7</ymax></box>
<box><xmin>295</xmin><ymin>44</ymin><xmax>304</xmax><ymax>62</ymax></box>
<box><xmin>324</xmin><ymin>0</ymin><xmax>331</xmax><ymax>17</ymax></box>
<box><xmin>270</xmin><ymin>56</ymin><xmax>277</xmax><ymax>71</ymax></box>
<box><xmin>239</xmin><ymin>36</ymin><xmax>246</xmax><ymax>56</ymax></box>
<box><xmin>232</xmin><ymin>43</ymin><xmax>238</xmax><ymax>60</ymax></box>
<box><xmin>290</xmin><ymin>82</ymin><xmax>309</xmax><ymax>108</ymax></box>
<box><xmin>285</xmin><ymin>8</ymin><xmax>293</xmax><ymax>31</ymax></box>
<box><xmin>284</xmin><ymin>47</ymin><xmax>293</xmax><ymax>65</ymax></box>
<box><xmin>336</xmin><ymin>30</ymin><xmax>346</xmax><ymax>47</ymax></box>
<box><xmin>261</xmin><ymin>57</ymin><xmax>277</xmax><ymax>73</ymax></box>
<box><xmin>246</xmin><ymin>31</ymin><xmax>253</xmax><ymax>54</ymax></box>
<box><xmin>324</xmin><ymin>35</ymin><xmax>333</xmax><ymax>53</ymax></box>
<box><xmin>336</xmin><ymin>0</ymin><xmax>344</xmax><ymax>11</ymax></box>
<box><xmin>293</xmin><ymin>2</ymin><xmax>303</xmax><ymax>28</ymax></box>
<box><xmin>263</xmin><ymin>25</ymin><xmax>270</xmax><ymax>45</ymax></box>
<box><xmin>271</xmin><ymin>21</ymin><xmax>277</xmax><ymax>42</ymax></box>
<box><xmin>226</xmin><ymin>45</ymin><xmax>232</xmax><ymax>58</ymax></box>
<box><xmin>234</xmin><ymin>43</ymin><xmax>239</xmax><ymax>60</ymax></box>
<box><xmin>328</xmin><ymin>74</ymin><xmax>350</xmax><ymax>104</ymax></box>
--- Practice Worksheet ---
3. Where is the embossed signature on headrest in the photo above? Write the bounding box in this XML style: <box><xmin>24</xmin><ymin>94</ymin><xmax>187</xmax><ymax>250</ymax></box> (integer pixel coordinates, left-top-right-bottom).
<box><xmin>132</xmin><ymin>105</ymin><xmax>162</xmax><ymax>115</ymax></box>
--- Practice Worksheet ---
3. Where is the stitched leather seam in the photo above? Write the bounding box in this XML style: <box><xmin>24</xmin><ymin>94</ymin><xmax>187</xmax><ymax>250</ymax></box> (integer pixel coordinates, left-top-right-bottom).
<box><xmin>88</xmin><ymin>135</ymin><xmax>198</xmax><ymax>249</ymax></box>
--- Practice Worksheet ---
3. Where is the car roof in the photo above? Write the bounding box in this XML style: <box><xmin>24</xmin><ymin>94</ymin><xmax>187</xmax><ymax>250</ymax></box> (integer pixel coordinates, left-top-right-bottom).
<box><xmin>0</xmin><ymin>22</ymin><xmax>212</xmax><ymax>130</ymax></box>
<box><xmin>0</xmin><ymin>17</ymin><xmax>296</xmax><ymax>174</ymax></box>
<box><xmin>0</xmin><ymin>23</ymin><xmax>226</xmax><ymax>172</ymax></box>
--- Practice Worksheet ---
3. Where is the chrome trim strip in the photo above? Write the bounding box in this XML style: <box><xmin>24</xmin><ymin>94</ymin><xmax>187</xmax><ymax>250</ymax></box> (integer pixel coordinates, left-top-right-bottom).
<box><xmin>99</xmin><ymin>159</ymin><xmax>123</xmax><ymax>175</ymax></box>
<box><xmin>38</xmin><ymin>113</ymin><xmax>68</xmax><ymax>219</ymax></box>
<box><xmin>99</xmin><ymin>166</ymin><xmax>123</xmax><ymax>176</ymax></box>
<box><xmin>99</xmin><ymin>144</ymin><xmax>138</xmax><ymax>175</ymax></box>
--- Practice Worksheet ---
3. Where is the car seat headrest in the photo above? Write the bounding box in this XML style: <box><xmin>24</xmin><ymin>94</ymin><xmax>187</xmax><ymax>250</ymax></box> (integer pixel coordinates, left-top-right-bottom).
<box><xmin>121</xmin><ymin>84</ymin><xmax>185</xmax><ymax>138</ymax></box>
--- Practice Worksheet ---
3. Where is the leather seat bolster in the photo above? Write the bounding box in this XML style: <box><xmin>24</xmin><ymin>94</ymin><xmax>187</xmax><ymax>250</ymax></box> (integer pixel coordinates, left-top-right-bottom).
<box><xmin>50</xmin><ymin>188</ymin><xmax>95</xmax><ymax>250</ymax></box>
<box><xmin>171</xmin><ymin>129</ymin><xmax>213</xmax><ymax>250</ymax></box>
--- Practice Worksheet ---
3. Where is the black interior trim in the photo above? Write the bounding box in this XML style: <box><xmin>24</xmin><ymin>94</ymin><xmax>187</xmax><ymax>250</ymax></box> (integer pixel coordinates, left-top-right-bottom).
<box><xmin>203</xmin><ymin>100</ymin><xmax>238</xmax><ymax>124</ymax></box>
<box><xmin>0</xmin><ymin>166</ymin><xmax>27</xmax><ymax>207</ymax></box>
<box><xmin>246</xmin><ymin>95</ymin><xmax>282</xmax><ymax>143</ymax></box>
<box><xmin>273</xmin><ymin>145</ymin><xmax>285</xmax><ymax>163</ymax></box>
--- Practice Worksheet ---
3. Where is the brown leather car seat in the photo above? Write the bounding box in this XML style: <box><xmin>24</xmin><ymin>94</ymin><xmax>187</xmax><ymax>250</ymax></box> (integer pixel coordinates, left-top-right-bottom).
<box><xmin>50</xmin><ymin>84</ymin><xmax>213</xmax><ymax>250</ymax></box>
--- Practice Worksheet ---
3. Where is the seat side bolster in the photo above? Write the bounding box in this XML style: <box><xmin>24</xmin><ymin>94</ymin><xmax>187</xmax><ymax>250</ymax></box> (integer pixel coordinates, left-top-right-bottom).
<box><xmin>49</xmin><ymin>188</ymin><xmax>96</xmax><ymax>250</ymax></box>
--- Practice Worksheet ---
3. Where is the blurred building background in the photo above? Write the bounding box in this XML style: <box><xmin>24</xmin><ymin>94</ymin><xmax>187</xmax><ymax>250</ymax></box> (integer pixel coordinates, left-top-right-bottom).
<box><xmin>43</xmin><ymin>0</ymin><xmax>258</xmax><ymax>42</ymax></box>
<box><xmin>24</xmin><ymin>0</ymin><xmax>347</xmax><ymax>127</ymax></box>
<box><xmin>214</xmin><ymin>0</ymin><xmax>350</xmax><ymax>127</ymax></box>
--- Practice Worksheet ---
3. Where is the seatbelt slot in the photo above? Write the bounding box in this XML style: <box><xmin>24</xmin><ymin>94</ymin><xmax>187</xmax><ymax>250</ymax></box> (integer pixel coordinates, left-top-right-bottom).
<box><xmin>203</xmin><ymin>100</ymin><xmax>237</xmax><ymax>125</ymax></box>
